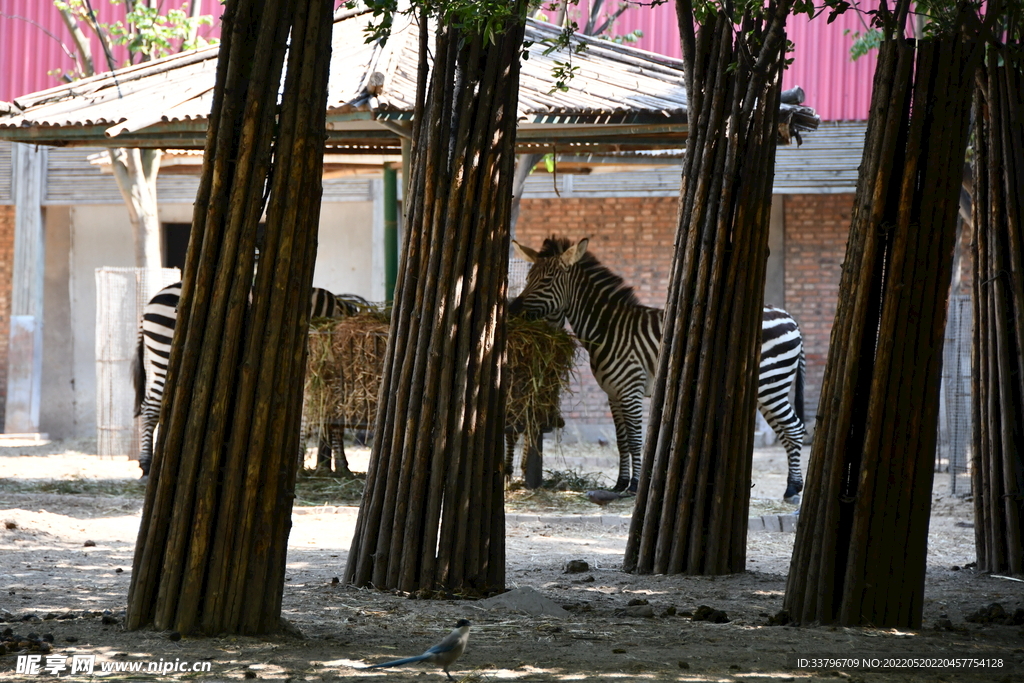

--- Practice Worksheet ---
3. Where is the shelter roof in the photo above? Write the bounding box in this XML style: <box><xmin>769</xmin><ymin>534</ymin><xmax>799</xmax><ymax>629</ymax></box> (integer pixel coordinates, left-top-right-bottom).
<box><xmin>0</xmin><ymin>9</ymin><xmax>818</xmax><ymax>154</ymax></box>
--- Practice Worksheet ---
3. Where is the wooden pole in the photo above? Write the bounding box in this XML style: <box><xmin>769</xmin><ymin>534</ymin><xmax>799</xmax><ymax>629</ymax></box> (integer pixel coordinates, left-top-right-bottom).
<box><xmin>126</xmin><ymin>0</ymin><xmax>334</xmax><ymax>635</ymax></box>
<box><xmin>784</xmin><ymin>4</ymin><xmax>982</xmax><ymax>627</ymax></box>
<box><xmin>624</xmin><ymin>1</ymin><xmax>791</xmax><ymax>577</ymax></box>
<box><xmin>345</xmin><ymin>3</ymin><xmax>526</xmax><ymax>593</ymax></box>
<box><xmin>971</xmin><ymin>33</ymin><xmax>1024</xmax><ymax>575</ymax></box>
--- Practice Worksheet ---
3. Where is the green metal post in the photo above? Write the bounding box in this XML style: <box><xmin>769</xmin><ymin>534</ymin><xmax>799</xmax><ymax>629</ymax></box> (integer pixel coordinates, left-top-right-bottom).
<box><xmin>383</xmin><ymin>163</ymin><xmax>398</xmax><ymax>302</ymax></box>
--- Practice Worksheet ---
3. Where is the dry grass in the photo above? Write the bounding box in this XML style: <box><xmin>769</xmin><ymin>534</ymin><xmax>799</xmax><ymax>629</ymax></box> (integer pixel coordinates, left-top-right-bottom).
<box><xmin>302</xmin><ymin>313</ymin><xmax>580</xmax><ymax>478</ymax></box>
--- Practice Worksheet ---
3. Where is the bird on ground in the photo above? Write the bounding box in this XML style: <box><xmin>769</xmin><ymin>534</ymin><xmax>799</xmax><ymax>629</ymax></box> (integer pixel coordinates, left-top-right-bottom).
<box><xmin>586</xmin><ymin>489</ymin><xmax>633</xmax><ymax>506</ymax></box>
<box><xmin>363</xmin><ymin>618</ymin><xmax>471</xmax><ymax>680</ymax></box>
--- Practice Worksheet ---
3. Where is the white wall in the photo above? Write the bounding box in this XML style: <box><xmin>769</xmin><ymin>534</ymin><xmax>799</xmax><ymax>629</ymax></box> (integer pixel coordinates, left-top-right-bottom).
<box><xmin>68</xmin><ymin>205</ymin><xmax>136</xmax><ymax>437</ymax></box>
<box><xmin>313</xmin><ymin>201</ymin><xmax>377</xmax><ymax>300</ymax></box>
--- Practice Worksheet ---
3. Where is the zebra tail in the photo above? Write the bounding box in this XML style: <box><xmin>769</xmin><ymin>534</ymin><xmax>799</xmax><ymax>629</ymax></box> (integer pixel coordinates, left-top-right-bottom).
<box><xmin>132</xmin><ymin>334</ymin><xmax>146</xmax><ymax>418</ymax></box>
<box><xmin>795</xmin><ymin>347</ymin><xmax>805</xmax><ymax>425</ymax></box>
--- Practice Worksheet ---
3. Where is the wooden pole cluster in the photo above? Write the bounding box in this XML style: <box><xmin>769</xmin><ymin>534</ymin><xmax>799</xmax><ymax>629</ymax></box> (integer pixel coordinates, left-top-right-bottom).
<box><xmin>126</xmin><ymin>0</ymin><xmax>334</xmax><ymax>635</ymax></box>
<box><xmin>784</xmin><ymin>4</ymin><xmax>981</xmax><ymax>627</ymax></box>
<box><xmin>345</xmin><ymin>2</ymin><xmax>528</xmax><ymax>594</ymax></box>
<box><xmin>972</xmin><ymin>28</ymin><xmax>1024</xmax><ymax>574</ymax></box>
<box><xmin>623</xmin><ymin>1</ymin><xmax>793</xmax><ymax>576</ymax></box>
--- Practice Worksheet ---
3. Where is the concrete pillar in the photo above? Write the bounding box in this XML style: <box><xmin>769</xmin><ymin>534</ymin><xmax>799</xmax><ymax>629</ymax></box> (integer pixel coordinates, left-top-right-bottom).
<box><xmin>5</xmin><ymin>143</ymin><xmax>47</xmax><ymax>434</ymax></box>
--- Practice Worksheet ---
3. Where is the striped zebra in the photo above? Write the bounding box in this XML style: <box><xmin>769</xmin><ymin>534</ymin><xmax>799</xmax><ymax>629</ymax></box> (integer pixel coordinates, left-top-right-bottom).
<box><xmin>132</xmin><ymin>281</ymin><xmax>369</xmax><ymax>477</ymax></box>
<box><xmin>509</xmin><ymin>237</ymin><xmax>806</xmax><ymax>503</ymax></box>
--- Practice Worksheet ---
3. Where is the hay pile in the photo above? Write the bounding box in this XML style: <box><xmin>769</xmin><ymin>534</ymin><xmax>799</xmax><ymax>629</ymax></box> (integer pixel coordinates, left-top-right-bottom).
<box><xmin>303</xmin><ymin>312</ymin><xmax>578</xmax><ymax>443</ymax></box>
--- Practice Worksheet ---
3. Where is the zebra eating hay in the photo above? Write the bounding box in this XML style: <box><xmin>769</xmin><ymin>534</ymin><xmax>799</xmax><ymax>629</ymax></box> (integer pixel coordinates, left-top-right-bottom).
<box><xmin>509</xmin><ymin>236</ymin><xmax>806</xmax><ymax>503</ymax></box>
<box><xmin>132</xmin><ymin>281</ymin><xmax>369</xmax><ymax>477</ymax></box>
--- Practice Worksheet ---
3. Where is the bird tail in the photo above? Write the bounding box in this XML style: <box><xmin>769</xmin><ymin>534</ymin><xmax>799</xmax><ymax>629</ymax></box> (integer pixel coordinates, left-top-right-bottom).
<box><xmin>364</xmin><ymin>654</ymin><xmax>431</xmax><ymax>669</ymax></box>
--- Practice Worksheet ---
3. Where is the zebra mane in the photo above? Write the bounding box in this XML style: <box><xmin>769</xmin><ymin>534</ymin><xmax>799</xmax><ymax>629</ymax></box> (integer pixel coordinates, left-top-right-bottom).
<box><xmin>539</xmin><ymin>236</ymin><xmax>642</xmax><ymax>308</ymax></box>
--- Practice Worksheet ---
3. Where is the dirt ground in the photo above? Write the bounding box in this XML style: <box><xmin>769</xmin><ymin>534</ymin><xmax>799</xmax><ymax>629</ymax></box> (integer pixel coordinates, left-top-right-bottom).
<box><xmin>1</xmin><ymin>438</ymin><xmax>1022</xmax><ymax>682</ymax></box>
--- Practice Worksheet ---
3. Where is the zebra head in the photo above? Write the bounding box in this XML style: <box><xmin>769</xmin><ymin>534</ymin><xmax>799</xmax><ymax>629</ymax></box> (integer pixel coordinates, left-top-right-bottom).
<box><xmin>509</xmin><ymin>237</ymin><xmax>588</xmax><ymax>325</ymax></box>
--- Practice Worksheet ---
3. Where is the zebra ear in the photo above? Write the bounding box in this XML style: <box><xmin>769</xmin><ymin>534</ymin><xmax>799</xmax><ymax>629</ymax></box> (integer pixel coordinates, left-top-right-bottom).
<box><xmin>511</xmin><ymin>240</ymin><xmax>538</xmax><ymax>263</ymax></box>
<box><xmin>561</xmin><ymin>238</ymin><xmax>589</xmax><ymax>266</ymax></box>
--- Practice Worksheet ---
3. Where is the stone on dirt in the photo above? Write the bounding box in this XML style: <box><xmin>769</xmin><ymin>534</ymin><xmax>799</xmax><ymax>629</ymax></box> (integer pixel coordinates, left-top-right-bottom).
<box><xmin>478</xmin><ymin>587</ymin><xmax>568</xmax><ymax>617</ymax></box>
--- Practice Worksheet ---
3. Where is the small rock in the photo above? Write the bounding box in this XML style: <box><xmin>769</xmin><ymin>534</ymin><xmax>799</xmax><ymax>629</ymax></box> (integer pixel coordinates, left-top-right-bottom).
<box><xmin>43</xmin><ymin>612</ymin><xmax>58</xmax><ymax>620</ymax></box>
<box><xmin>84</xmin><ymin>540</ymin><xmax>96</xmax><ymax>547</ymax></box>
<box><xmin>692</xmin><ymin>605</ymin><xmax>730</xmax><ymax>623</ymax></box>
<box><xmin>64</xmin><ymin>637</ymin><xmax>78</xmax><ymax>643</ymax></box>
<box><xmin>115</xmin><ymin>568</ymin><xmax>123</xmax><ymax>574</ymax></box>
<box><xmin>951</xmin><ymin>565</ymin><xmax>960</xmax><ymax>571</ymax></box>
<box><xmin>168</xmin><ymin>632</ymin><xmax>182</xmax><ymax>642</ymax></box>
<box><xmin>627</xmin><ymin>598</ymin><xmax>649</xmax><ymax>607</ymax></box>
<box><xmin>615</xmin><ymin>604</ymin><xmax>655</xmax><ymax>618</ymax></box>
<box><xmin>678</xmin><ymin>661</ymin><xmax>690</xmax><ymax>669</ymax></box>
<box><xmin>935</xmin><ymin>618</ymin><xmax>954</xmax><ymax>631</ymax></box>
<box><xmin>42</xmin><ymin>634</ymin><xmax>53</xmax><ymax>643</ymax></box>
<box><xmin>661</xmin><ymin>606</ymin><xmax>677</xmax><ymax>617</ymax></box>
<box><xmin>4</xmin><ymin>521</ymin><xmax>17</xmax><ymax>530</ymax></box>
<box><xmin>563</xmin><ymin>559</ymin><xmax>590</xmax><ymax>574</ymax></box>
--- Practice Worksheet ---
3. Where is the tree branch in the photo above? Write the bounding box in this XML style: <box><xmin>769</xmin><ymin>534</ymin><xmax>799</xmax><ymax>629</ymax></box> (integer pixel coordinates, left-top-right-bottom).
<box><xmin>55</xmin><ymin>8</ymin><xmax>96</xmax><ymax>77</ymax></box>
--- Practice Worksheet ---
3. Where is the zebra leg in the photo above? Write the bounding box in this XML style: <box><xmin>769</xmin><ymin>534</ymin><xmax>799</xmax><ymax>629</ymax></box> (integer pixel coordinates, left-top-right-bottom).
<box><xmin>503</xmin><ymin>425</ymin><xmax>519</xmax><ymax>481</ymax></box>
<box><xmin>138</xmin><ymin>394</ymin><xmax>161</xmax><ymax>477</ymax></box>
<box><xmin>608</xmin><ymin>395</ymin><xmax>643</xmax><ymax>492</ymax></box>
<box><xmin>758</xmin><ymin>401</ymin><xmax>806</xmax><ymax>504</ymax></box>
<box><xmin>330</xmin><ymin>420</ymin><xmax>353</xmax><ymax>478</ymax></box>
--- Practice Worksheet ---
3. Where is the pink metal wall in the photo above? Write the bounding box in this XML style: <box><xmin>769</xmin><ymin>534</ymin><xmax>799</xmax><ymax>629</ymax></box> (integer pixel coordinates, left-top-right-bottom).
<box><xmin>570</xmin><ymin>1</ymin><xmax>876</xmax><ymax>122</ymax></box>
<box><xmin>0</xmin><ymin>0</ymin><xmax>220</xmax><ymax>103</ymax></box>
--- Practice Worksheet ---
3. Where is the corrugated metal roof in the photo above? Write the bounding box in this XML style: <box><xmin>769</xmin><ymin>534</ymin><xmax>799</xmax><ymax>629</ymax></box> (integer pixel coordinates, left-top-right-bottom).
<box><xmin>0</xmin><ymin>140</ymin><xmax>11</xmax><ymax>203</ymax></box>
<box><xmin>0</xmin><ymin>139</ymin><xmax>10</xmax><ymax>202</ymax></box>
<box><xmin>0</xmin><ymin>10</ymin><xmax>818</xmax><ymax>154</ymax></box>
<box><xmin>773</xmin><ymin>120</ymin><xmax>865</xmax><ymax>193</ymax></box>
<box><xmin>521</xmin><ymin>121</ymin><xmax>866</xmax><ymax>196</ymax></box>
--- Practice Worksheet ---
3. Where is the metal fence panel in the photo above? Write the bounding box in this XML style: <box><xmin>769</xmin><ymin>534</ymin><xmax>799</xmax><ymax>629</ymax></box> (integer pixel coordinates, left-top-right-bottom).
<box><xmin>936</xmin><ymin>293</ymin><xmax>972</xmax><ymax>495</ymax></box>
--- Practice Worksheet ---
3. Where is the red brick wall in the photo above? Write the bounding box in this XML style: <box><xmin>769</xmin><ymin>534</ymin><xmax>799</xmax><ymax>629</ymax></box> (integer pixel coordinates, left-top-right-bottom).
<box><xmin>515</xmin><ymin>196</ymin><xmax>679</xmax><ymax>424</ymax></box>
<box><xmin>0</xmin><ymin>205</ymin><xmax>14</xmax><ymax>426</ymax></box>
<box><xmin>782</xmin><ymin>193</ymin><xmax>853</xmax><ymax>422</ymax></box>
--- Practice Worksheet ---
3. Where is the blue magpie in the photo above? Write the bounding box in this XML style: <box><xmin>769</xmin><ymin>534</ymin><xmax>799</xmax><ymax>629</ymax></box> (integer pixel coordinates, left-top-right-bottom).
<box><xmin>364</xmin><ymin>618</ymin><xmax>471</xmax><ymax>680</ymax></box>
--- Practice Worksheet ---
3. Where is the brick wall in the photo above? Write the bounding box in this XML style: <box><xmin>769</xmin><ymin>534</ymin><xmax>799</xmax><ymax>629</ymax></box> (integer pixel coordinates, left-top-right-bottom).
<box><xmin>515</xmin><ymin>196</ymin><xmax>679</xmax><ymax>426</ymax></box>
<box><xmin>0</xmin><ymin>205</ymin><xmax>14</xmax><ymax>427</ymax></box>
<box><xmin>782</xmin><ymin>193</ymin><xmax>853</xmax><ymax>422</ymax></box>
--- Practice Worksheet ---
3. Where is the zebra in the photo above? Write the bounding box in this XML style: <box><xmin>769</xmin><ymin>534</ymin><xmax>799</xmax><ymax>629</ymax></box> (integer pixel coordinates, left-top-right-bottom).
<box><xmin>132</xmin><ymin>281</ymin><xmax>370</xmax><ymax>477</ymax></box>
<box><xmin>508</xmin><ymin>236</ymin><xmax>806</xmax><ymax>503</ymax></box>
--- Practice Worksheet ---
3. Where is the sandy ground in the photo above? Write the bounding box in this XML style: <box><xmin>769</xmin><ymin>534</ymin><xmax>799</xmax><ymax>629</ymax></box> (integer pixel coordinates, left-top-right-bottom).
<box><xmin>1</xmin><ymin>438</ymin><xmax>1022</xmax><ymax>682</ymax></box>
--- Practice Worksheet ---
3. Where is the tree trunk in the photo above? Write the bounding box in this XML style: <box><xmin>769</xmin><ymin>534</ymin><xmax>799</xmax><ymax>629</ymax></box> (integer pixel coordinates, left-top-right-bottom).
<box><xmin>110</xmin><ymin>147</ymin><xmax>164</xmax><ymax>271</ymax></box>
<box><xmin>784</xmin><ymin>6</ymin><xmax>981</xmax><ymax>627</ymax></box>
<box><xmin>345</xmin><ymin>3</ymin><xmax>527</xmax><ymax>594</ymax></box>
<box><xmin>126</xmin><ymin>0</ymin><xmax>334</xmax><ymax>635</ymax></box>
<box><xmin>623</xmin><ymin>1</ymin><xmax>792</xmax><ymax>576</ymax></box>
<box><xmin>972</xmin><ymin>36</ymin><xmax>1024</xmax><ymax>575</ymax></box>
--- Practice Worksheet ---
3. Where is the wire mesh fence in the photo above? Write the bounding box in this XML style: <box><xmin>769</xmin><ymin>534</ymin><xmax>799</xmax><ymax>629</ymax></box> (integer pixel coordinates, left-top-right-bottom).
<box><xmin>936</xmin><ymin>293</ymin><xmax>972</xmax><ymax>495</ymax></box>
<box><xmin>95</xmin><ymin>267</ymin><xmax>180</xmax><ymax>459</ymax></box>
